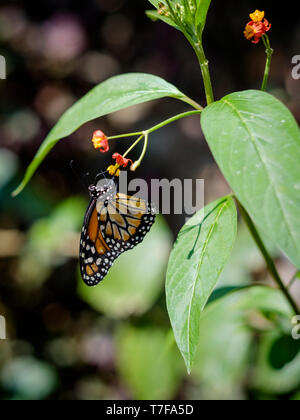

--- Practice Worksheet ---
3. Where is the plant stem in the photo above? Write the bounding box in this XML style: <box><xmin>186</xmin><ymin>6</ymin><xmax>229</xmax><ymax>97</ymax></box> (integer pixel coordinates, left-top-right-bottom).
<box><xmin>261</xmin><ymin>35</ymin><xmax>274</xmax><ymax>91</ymax></box>
<box><xmin>123</xmin><ymin>134</ymin><xmax>144</xmax><ymax>158</ymax></box>
<box><xmin>193</xmin><ymin>42</ymin><xmax>214</xmax><ymax>105</ymax></box>
<box><xmin>108</xmin><ymin>132</ymin><xmax>143</xmax><ymax>140</ymax></box>
<box><xmin>148</xmin><ymin>110</ymin><xmax>202</xmax><ymax>133</ymax></box>
<box><xmin>236</xmin><ymin>198</ymin><xmax>300</xmax><ymax>315</ymax></box>
<box><xmin>130</xmin><ymin>132</ymin><xmax>149</xmax><ymax>171</ymax></box>
<box><xmin>108</xmin><ymin>110</ymin><xmax>202</xmax><ymax>142</ymax></box>
<box><xmin>181</xmin><ymin>96</ymin><xmax>203</xmax><ymax>110</ymax></box>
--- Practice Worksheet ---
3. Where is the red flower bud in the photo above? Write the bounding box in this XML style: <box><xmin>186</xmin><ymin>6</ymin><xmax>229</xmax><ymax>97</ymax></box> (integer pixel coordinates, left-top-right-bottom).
<box><xmin>112</xmin><ymin>153</ymin><xmax>133</xmax><ymax>168</ymax></box>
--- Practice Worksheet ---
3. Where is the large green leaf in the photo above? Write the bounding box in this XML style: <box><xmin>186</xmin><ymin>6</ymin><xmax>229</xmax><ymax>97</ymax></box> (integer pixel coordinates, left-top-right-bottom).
<box><xmin>78</xmin><ymin>215</ymin><xmax>172</xmax><ymax>318</ymax></box>
<box><xmin>201</xmin><ymin>90</ymin><xmax>300</xmax><ymax>269</ymax></box>
<box><xmin>13</xmin><ymin>73</ymin><xmax>189</xmax><ymax>196</ymax></box>
<box><xmin>191</xmin><ymin>291</ymin><xmax>252</xmax><ymax>400</ymax></box>
<box><xmin>252</xmin><ymin>329</ymin><xmax>300</xmax><ymax>395</ymax></box>
<box><xmin>166</xmin><ymin>196</ymin><xmax>237</xmax><ymax>372</ymax></box>
<box><xmin>116</xmin><ymin>325</ymin><xmax>184</xmax><ymax>400</ymax></box>
<box><xmin>191</xmin><ymin>285</ymin><xmax>292</xmax><ymax>400</ymax></box>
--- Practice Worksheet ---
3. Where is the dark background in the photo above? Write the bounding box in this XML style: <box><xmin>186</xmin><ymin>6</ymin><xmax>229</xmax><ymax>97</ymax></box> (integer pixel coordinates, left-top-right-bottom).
<box><xmin>0</xmin><ymin>0</ymin><xmax>299</xmax><ymax>400</ymax></box>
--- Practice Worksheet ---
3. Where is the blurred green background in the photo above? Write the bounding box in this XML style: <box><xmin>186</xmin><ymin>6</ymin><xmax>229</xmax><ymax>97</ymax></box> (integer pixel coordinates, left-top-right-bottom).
<box><xmin>0</xmin><ymin>0</ymin><xmax>300</xmax><ymax>400</ymax></box>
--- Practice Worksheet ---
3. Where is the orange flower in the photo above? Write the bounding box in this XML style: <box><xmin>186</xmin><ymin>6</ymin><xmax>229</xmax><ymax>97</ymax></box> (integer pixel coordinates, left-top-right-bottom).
<box><xmin>92</xmin><ymin>130</ymin><xmax>109</xmax><ymax>153</ymax></box>
<box><xmin>112</xmin><ymin>153</ymin><xmax>133</xmax><ymax>168</ymax></box>
<box><xmin>244</xmin><ymin>18</ymin><xmax>271</xmax><ymax>44</ymax></box>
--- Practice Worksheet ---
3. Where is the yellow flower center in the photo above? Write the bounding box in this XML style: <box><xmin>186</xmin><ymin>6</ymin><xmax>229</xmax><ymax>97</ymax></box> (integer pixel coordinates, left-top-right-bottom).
<box><xmin>107</xmin><ymin>164</ymin><xmax>120</xmax><ymax>177</ymax></box>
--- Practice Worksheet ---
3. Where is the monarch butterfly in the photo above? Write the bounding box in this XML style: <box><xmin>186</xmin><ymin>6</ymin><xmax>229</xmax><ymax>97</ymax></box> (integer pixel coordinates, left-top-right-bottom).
<box><xmin>80</xmin><ymin>174</ymin><xmax>156</xmax><ymax>286</ymax></box>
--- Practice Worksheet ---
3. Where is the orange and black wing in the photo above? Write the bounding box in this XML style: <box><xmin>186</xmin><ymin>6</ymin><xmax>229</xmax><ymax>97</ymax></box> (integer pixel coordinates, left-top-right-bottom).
<box><xmin>80</xmin><ymin>199</ymin><xmax>114</xmax><ymax>286</ymax></box>
<box><xmin>80</xmin><ymin>194</ymin><xmax>156</xmax><ymax>286</ymax></box>
<box><xmin>97</xmin><ymin>192</ymin><xmax>156</xmax><ymax>252</ymax></box>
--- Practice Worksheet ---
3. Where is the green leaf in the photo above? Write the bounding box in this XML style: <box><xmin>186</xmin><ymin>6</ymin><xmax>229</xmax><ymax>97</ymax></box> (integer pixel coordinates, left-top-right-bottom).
<box><xmin>252</xmin><ymin>329</ymin><xmax>300</xmax><ymax>394</ymax></box>
<box><xmin>145</xmin><ymin>10</ymin><xmax>180</xmax><ymax>30</ymax></box>
<box><xmin>166</xmin><ymin>196</ymin><xmax>237</xmax><ymax>372</ymax></box>
<box><xmin>13</xmin><ymin>73</ymin><xmax>188</xmax><ymax>196</ymax></box>
<box><xmin>207</xmin><ymin>285</ymin><xmax>250</xmax><ymax>306</ymax></box>
<box><xmin>191</xmin><ymin>285</ymin><xmax>292</xmax><ymax>400</ymax></box>
<box><xmin>116</xmin><ymin>325</ymin><xmax>184</xmax><ymax>400</ymax></box>
<box><xmin>146</xmin><ymin>1</ymin><xmax>180</xmax><ymax>29</ymax></box>
<box><xmin>146</xmin><ymin>0</ymin><xmax>212</xmax><ymax>35</ymax></box>
<box><xmin>147</xmin><ymin>0</ymin><xmax>163</xmax><ymax>7</ymax></box>
<box><xmin>195</xmin><ymin>0</ymin><xmax>212</xmax><ymax>33</ymax></box>
<box><xmin>201</xmin><ymin>90</ymin><xmax>300</xmax><ymax>270</ymax></box>
<box><xmin>229</xmin><ymin>285</ymin><xmax>292</xmax><ymax>318</ymax></box>
<box><xmin>191</xmin><ymin>290</ymin><xmax>252</xmax><ymax>400</ymax></box>
<box><xmin>78</xmin><ymin>215</ymin><xmax>172</xmax><ymax>318</ymax></box>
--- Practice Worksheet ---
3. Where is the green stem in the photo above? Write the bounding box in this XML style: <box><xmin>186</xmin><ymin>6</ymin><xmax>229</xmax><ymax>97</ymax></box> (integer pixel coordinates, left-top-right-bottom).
<box><xmin>181</xmin><ymin>96</ymin><xmax>203</xmax><ymax>110</ymax></box>
<box><xmin>108</xmin><ymin>110</ymin><xmax>202</xmax><ymax>142</ymax></box>
<box><xmin>130</xmin><ymin>132</ymin><xmax>149</xmax><ymax>171</ymax></box>
<box><xmin>123</xmin><ymin>134</ymin><xmax>144</xmax><ymax>158</ymax></box>
<box><xmin>165</xmin><ymin>0</ymin><xmax>213</xmax><ymax>105</ymax></box>
<box><xmin>108</xmin><ymin>132</ymin><xmax>143</xmax><ymax>140</ymax></box>
<box><xmin>109</xmin><ymin>110</ymin><xmax>203</xmax><ymax>169</ymax></box>
<box><xmin>193</xmin><ymin>42</ymin><xmax>214</xmax><ymax>105</ymax></box>
<box><xmin>261</xmin><ymin>34</ymin><xmax>274</xmax><ymax>91</ymax></box>
<box><xmin>148</xmin><ymin>110</ymin><xmax>202</xmax><ymax>133</ymax></box>
<box><xmin>236</xmin><ymin>199</ymin><xmax>300</xmax><ymax>315</ymax></box>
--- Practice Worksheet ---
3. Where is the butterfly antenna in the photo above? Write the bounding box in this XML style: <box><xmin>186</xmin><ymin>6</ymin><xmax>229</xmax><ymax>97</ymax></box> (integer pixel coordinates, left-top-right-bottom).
<box><xmin>95</xmin><ymin>169</ymin><xmax>109</xmax><ymax>183</ymax></box>
<box><xmin>70</xmin><ymin>160</ymin><xmax>90</xmax><ymax>190</ymax></box>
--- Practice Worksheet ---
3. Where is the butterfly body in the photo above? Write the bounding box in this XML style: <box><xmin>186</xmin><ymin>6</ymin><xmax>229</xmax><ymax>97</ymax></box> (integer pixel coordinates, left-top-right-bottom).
<box><xmin>80</xmin><ymin>177</ymin><xmax>156</xmax><ymax>286</ymax></box>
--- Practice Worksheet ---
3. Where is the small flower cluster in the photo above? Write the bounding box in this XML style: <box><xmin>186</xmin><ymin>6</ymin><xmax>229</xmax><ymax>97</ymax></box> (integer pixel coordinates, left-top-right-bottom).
<box><xmin>92</xmin><ymin>130</ymin><xmax>109</xmax><ymax>152</ymax></box>
<box><xmin>108</xmin><ymin>154</ymin><xmax>133</xmax><ymax>177</ymax></box>
<box><xmin>244</xmin><ymin>10</ymin><xmax>271</xmax><ymax>44</ymax></box>
<box><xmin>91</xmin><ymin>130</ymin><xmax>134</xmax><ymax>177</ymax></box>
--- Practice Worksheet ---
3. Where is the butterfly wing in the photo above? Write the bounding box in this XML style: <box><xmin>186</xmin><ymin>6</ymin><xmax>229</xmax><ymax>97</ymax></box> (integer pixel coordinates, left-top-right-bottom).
<box><xmin>79</xmin><ymin>199</ymin><xmax>115</xmax><ymax>286</ymax></box>
<box><xmin>80</xmin><ymin>193</ymin><xmax>156</xmax><ymax>286</ymax></box>
<box><xmin>97</xmin><ymin>192</ymin><xmax>156</xmax><ymax>251</ymax></box>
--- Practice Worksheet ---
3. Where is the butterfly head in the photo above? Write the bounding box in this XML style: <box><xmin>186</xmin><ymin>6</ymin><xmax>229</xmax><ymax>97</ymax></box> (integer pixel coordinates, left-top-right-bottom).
<box><xmin>88</xmin><ymin>178</ymin><xmax>117</xmax><ymax>202</ymax></box>
<box><xmin>88</xmin><ymin>184</ymin><xmax>101</xmax><ymax>198</ymax></box>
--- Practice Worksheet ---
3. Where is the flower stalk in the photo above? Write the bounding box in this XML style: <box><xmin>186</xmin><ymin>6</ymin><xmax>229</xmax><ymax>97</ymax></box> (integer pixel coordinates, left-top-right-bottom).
<box><xmin>164</xmin><ymin>0</ymin><xmax>214</xmax><ymax>105</ymax></box>
<box><xmin>193</xmin><ymin>42</ymin><xmax>214</xmax><ymax>105</ymax></box>
<box><xmin>261</xmin><ymin>34</ymin><xmax>274</xmax><ymax>91</ymax></box>
<box><xmin>236</xmin><ymin>199</ymin><xmax>300</xmax><ymax>315</ymax></box>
